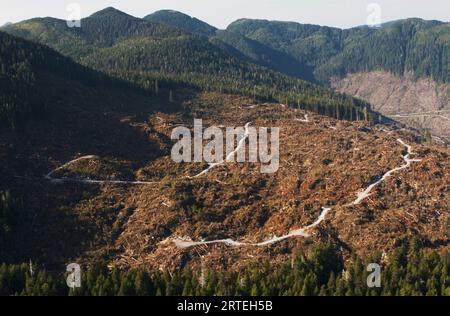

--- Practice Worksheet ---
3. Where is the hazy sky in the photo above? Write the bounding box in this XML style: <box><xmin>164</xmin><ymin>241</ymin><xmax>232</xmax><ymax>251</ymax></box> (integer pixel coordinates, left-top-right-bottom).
<box><xmin>1</xmin><ymin>0</ymin><xmax>449</xmax><ymax>29</ymax></box>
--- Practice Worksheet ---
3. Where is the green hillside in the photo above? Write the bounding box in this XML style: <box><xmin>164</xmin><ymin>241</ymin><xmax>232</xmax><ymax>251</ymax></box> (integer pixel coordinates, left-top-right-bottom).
<box><xmin>0</xmin><ymin>30</ymin><xmax>137</xmax><ymax>130</ymax></box>
<box><xmin>2</xmin><ymin>8</ymin><xmax>375</xmax><ymax>122</ymax></box>
<box><xmin>144</xmin><ymin>10</ymin><xmax>217</xmax><ymax>36</ymax></box>
<box><xmin>80</xmin><ymin>34</ymin><xmax>373</xmax><ymax>121</ymax></box>
<box><xmin>2</xmin><ymin>7</ymin><xmax>185</xmax><ymax>59</ymax></box>
<box><xmin>227</xmin><ymin>18</ymin><xmax>449</xmax><ymax>83</ymax></box>
<box><xmin>143</xmin><ymin>10</ymin><xmax>316</xmax><ymax>80</ymax></box>
<box><xmin>211</xmin><ymin>30</ymin><xmax>315</xmax><ymax>81</ymax></box>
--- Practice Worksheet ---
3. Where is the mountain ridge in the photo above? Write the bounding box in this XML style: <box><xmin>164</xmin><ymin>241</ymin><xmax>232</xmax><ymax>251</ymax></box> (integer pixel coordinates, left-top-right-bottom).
<box><xmin>2</xmin><ymin>10</ymin><xmax>377</xmax><ymax>123</ymax></box>
<box><xmin>144</xmin><ymin>9</ymin><xmax>217</xmax><ymax>36</ymax></box>
<box><xmin>4</xmin><ymin>8</ymin><xmax>447</xmax><ymax>83</ymax></box>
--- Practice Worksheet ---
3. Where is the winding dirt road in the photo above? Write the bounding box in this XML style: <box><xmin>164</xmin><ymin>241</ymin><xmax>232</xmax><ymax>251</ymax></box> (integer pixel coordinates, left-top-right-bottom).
<box><xmin>168</xmin><ymin>137</ymin><xmax>421</xmax><ymax>249</ymax></box>
<box><xmin>189</xmin><ymin>122</ymin><xmax>252</xmax><ymax>178</ymax></box>
<box><xmin>45</xmin><ymin>155</ymin><xmax>158</xmax><ymax>185</ymax></box>
<box><xmin>349</xmin><ymin>139</ymin><xmax>421</xmax><ymax>205</ymax></box>
<box><xmin>167</xmin><ymin>207</ymin><xmax>332</xmax><ymax>248</ymax></box>
<box><xmin>295</xmin><ymin>114</ymin><xmax>309</xmax><ymax>123</ymax></box>
<box><xmin>42</xmin><ymin>118</ymin><xmax>422</xmax><ymax>250</ymax></box>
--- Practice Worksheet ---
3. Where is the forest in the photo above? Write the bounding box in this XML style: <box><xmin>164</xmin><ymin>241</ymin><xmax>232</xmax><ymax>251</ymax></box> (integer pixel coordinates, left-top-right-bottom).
<box><xmin>0</xmin><ymin>242</ymin><xmax>448</xmax><ymax>296</ymax></box>
<box><xmin>227</xmin><ymin>18</ymin><xmax>449</xmax><ymax>83</ymax></box>
<box><xmin>0</xmin><ymin>30</ymin><xmax>162</xmax><ymax>131</ymax></box>
<box><xmin>81</xmin><ymin>34</ymin><xmax>374</xmax><ymax>122</ymax></box>
<box><xmin>1</xmin><ymin>9</ymin><xmax>379</xmax><ymax>127</ymax></box>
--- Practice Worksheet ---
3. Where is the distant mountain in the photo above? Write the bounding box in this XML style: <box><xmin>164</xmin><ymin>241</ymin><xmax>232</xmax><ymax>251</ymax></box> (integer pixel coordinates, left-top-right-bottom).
<box><xmin>144</xmin><ymin>10</ymin><xmax>217</xmax><ymax>36</ymax></box>
<box><xmin>224</xmin><ymin>17</ymin><xmax>450</xmax><ymax>140</ymax></box>
<box><xmin>227</xmin><ymin>18</ymin><xmax>449</xmax><ymax>84</ymax></box>
<box><xmin>227</xmin><ymin>19</ymin><xmax>343</xmax><ymax>72</ymax></box>
<box><xmin>211</xmin><ymin>30</ymin><xmax>315</xmax><ymax>81</ymax></box>
<box><xmin>6</xmin><ymin>8</ymin><xmax>447</xmax><ymax>86</ymax></box>
<box><xmin>2</xmin><ymin>8</ymin><xmax>375</xmax><ymax>123</ymax></box>
<box><xmin>1</xmin><ymin>7</ymin><xmax>185</xmax><ymax>59</ymax></box>
<box><xmin>141</xmin><ymin>12</ymin><xmax>317</xmax><ymax>81</ymax></box>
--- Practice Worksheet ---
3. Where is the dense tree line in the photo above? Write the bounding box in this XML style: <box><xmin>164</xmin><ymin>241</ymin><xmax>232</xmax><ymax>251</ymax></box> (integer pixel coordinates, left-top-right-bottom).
<box><xmin>80</xmin><ymin>35</ymin><xmax>375</xmax><ymax>122</ymax></box>
<box><xmin>144</xmin><ymin>10</ymin><xmax>217</xmax><ymax>37</ymax></box>
<box><xmin>2</xmin><ymin>11</ymin><xmax>377</xmax><ymax>124</ymax></box>
<box><xmin>0</xmin><ymin>31</ymin><xmax>154</xmax><ymax>130</ymax></box>
<box><xmin>2</xmin><ymin>8</ymin><xmax>185</xmax><ymax>60</ymax></box>
<box><xmin>0</xmin><ymin>191</ymin><xmax>25</xmax><ymax>258</ymax></box>
<box><xmin>4</xmin><ymin>8</ymin><xmax>448</xmax><ymax>93</ymax></box>
<box><xmin>211</xmin><ymin>30</ymin><xmax>315</xmax><ymax>81</ymax></box>
<box><xmin>0</xmin><ymin>57</ymin><xmax>40</xmax><ymax>130</ymax></box>
<box><xmin>317</xmin><ymin>19</ymin><xmax>449</xmax><ymax>83</ymax></box>
<box><xmin>227</xmin><ymin>18</ymin><xmax>449</xmax><ymax>83</ymax></box>
<box><xmin>0</xmin><ymin>242</ymin><xmax>448</xmax><ymax>296</ymax></box>
<box><xmin>80</xmin><ymin>8</ymin><xmax>185</xmax><ymax>48</ymax></box>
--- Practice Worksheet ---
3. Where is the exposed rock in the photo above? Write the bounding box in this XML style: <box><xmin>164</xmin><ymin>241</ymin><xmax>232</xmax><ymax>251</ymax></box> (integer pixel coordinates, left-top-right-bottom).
<box><xmin>331</xmin><ymin>71</ymin><xmax>450</xmax><ymax>143</ymax></box>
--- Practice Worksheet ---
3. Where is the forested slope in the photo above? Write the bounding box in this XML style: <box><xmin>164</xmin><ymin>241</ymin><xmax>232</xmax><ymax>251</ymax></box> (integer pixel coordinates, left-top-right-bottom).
<box><xmin>0</xmin><ymin>30</ymin><xmax>143</xmax><ymax>130</ymax></box>
<box><xmin>227</xmin><ymin>18</ymin><xmax>449</xmax><ymax>84</ymax></box>
<box><xmin>2</xmin><ymin>8</ymin><xmax>377</xmax><ymax>122</ymax></box>
<box><xmin>1</xmin><ymin>7</ymin><xmax>185</xmax><ymax>59</ymax></box>
<box><xmin>80</xmin><ymin>34</ymin><xmax>373</xmax><ymax>121</ymax></box>
<box><xmin>144</xmin><ymin>9</ymin><xmax>217</xmax><ymax>36</ymax></box>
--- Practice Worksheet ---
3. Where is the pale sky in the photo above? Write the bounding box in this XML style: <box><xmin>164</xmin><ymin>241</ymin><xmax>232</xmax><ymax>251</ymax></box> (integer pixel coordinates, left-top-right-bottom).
<box><xmin>0</xmin><ymin>0</ymin><xmax>449</xmax><ymax>29</ymax></box>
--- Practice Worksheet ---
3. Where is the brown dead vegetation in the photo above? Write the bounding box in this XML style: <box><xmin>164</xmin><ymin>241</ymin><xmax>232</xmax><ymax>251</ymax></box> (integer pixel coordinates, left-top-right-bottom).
<box><xmin>1</xmin><ymin>91</ymin><xmax>448</xmax><ymax>271</ymax></box>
